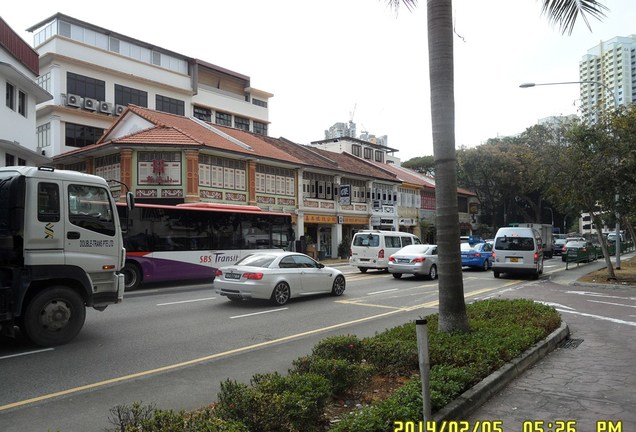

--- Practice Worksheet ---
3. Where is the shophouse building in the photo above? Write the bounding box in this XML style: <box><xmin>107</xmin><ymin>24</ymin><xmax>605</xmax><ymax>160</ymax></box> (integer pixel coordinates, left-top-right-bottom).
<box><xmin>53</xmin><ymin>105</ymin><xmax>407</xmax><ymax>259</ymax></box>
<box><xmin>0</xmin><ymin>17</ymin><xmax>51</xmax><ymax>166</ymax></box>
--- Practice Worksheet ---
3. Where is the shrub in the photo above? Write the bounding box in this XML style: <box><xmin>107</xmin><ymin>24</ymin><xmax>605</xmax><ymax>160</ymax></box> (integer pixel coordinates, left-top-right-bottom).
<box><xmin>215</xmin><ymin>372</ymin><xmax>331</xmax><ymax>432</ymax></box>
<box><xmin>107</xmin><ymin>403</ymin><xmax>247</xmax><ymax>432</ymax></box>
<box><xmin>291</xmin><ymin>356</ymin><xmax>375</xmax><ymax>397</ymax></box>
<box><xmin>311</xmin><ymin>334</ymin><xmax>364</xmax><ymax>362</ymax></box>
<box><xmin>361</xmin><ymin>323</ymin><xmax>418</xmax><ymax>375</ymax></box>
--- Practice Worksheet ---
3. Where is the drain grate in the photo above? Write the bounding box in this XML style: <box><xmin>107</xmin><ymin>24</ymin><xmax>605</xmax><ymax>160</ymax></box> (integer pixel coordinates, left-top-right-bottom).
<box><xmin>558</xmin><ymin>338</ymin><xmax>584</xmax><ymax>349</ymax></box>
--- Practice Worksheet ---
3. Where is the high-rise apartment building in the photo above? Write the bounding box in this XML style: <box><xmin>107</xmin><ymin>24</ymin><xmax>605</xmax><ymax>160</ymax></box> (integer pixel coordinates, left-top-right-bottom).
<box><xmin>579</xmin><ymin>35</ymin><xmax>636</xmax><ymax>122</ymax></box>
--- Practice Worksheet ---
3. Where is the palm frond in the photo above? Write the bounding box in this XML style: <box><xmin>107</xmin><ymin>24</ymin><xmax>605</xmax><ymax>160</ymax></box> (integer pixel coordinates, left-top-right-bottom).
<box><xmin>541</xmin><ymin>0</ymin><xmax>609</xmax><ymax>35</ymax></box>
<box><xmin>383</xmin><ymin>0</ymin><xmax>418</xmax><ymax>13</ymax></box>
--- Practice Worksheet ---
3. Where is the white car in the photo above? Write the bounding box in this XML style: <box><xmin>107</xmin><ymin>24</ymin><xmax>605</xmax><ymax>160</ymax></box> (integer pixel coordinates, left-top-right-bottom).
<box><xmin>387</xmin><ymin>244</ymin><xmax>438</xmax><ymax>279</ymax></box>
<box><xmin>214</xmin><ymin>251</ymin><xmax>346</xmax><ymax>305</ymax></box>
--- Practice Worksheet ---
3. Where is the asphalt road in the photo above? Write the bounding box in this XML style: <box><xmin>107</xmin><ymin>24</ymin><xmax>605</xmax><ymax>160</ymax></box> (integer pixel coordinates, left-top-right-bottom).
<box><xmin>0</xmin><ymin>258</ymin><xmax>576</xmax><ymax>432</ymax></box>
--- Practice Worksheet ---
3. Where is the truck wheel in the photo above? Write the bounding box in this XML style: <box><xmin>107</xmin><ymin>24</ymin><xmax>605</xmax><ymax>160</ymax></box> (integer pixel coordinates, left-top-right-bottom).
<box><xmin>22</xmin><ymin>287</ymin><xmax>86</xmax><ymax>347</ymax></box>
<box><xmin>122</xmin><ymin>262</ymin><xmax>142</xmax><ymax>291</ymax></box>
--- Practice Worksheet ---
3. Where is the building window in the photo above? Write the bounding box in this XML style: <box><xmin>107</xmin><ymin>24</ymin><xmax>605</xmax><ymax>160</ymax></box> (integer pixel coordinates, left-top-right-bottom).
<box><xmin>252</xmin><ymin>98</ymin><xmax>268</xmax><ymax>108</ymax></box>
<box><xmin>18</xmin><ymin>158</ymin><xmax>26</xmax><ymax>166</ymax></box>
<box><xmin>156</xmin><ymin>95</ymin><xmax>184</xmax><ymax>115</ymax></box>
<box><xmin>95</xmin><ymin>154</ymin><xmax>121</xmax><ymax>183</ymax></box>
<box><xmin>109</xmin><ymin>37</ymin><xmax>120</xmax><ymax>53</ymax></box>
<box><xmin>374</xmin><ymin>150</ymin><xmax>384</xmax><ymax>162</ymax></box>
<box><xmin>67</xmin><ymin>72</ymin><xmax>106</xmax><ymax>100</ymax></box>
<box><xmin>115</xmin><ymin>84</ymin><xmax>148</xmax><ymax>107</ymax></box>
<box><xmin>234</xmin><ymin>116</ymin><xmax>250</xmax><ymax>131</ymax></box>
<box><xmin>6</xmin><ymin>153</ymin><xmax>15</xmax><ymax>166</ymax></box>
<box><xmin>65</xmin><ymin>123</ymin><xmax>104</xmax><ymax>148</ymax></box>
<box><xmin>215</xmin><ymin>111</ymin><xmax>232</xmax><ymax>126</ymax></box>
<box><xmin>352</xmin><ymin>144</ymin><xmax>361</xmax><ymax>157</ymax></box>
<box><xmin>256</xmin><ymin>165</ymin><xmax>295</xmax><ymax>196</ymax></box>
<box><xmin>18</xmin><ymin>91</ymin><xmax>27</xmax><ymax>117</ymax></box>
<box><xmin>37</xmin><ymin>72</ymin><xmax>51</xmax><ymax>93</ymax></box>
<box><xmin>193</xmin><ymin>106</ymin><xmax>212</xmax><ymax>122</ymax></box>
<box><xmin>253</xmin><ymin>121</ymin><xmax>268</xmax><ymax>136</ymax></box>
<box><xmin>37</xmin><ymin>123</ymin><xmax>51</xmax><ymax>149</ymax></box>
<box><xmin>364</xmin><ymin>148</ymin><xmax>372</xmax><ymax>159</ymax></box>
<box><xmin>6</xmin><ymin>82</ymin><xmax>15</xmax><ymax>110</ymax></box>
<box><xmin>152</xmin><ymin>51</ymin><xmax>161</xmax><ymax>66</ymax></box>
<box><xmin>198</xmin><ymin>155</ymin><xmax>246</xmax><ymax>190</ymax></box>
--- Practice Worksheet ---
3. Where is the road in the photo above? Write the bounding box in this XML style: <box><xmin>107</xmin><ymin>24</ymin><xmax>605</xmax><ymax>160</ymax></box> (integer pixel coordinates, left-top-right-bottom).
<box><xmin>0</xmin><ymin>257</ymin><xmax>601</xmax><ymax>431</ymax></box>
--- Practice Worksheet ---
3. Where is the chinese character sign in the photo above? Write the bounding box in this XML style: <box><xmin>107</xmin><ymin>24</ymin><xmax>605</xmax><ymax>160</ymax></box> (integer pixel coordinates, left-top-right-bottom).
<box><xmin>339</xmin><ymin>184</ymin><xmax>351</xmax><ymax>205</ymax></box>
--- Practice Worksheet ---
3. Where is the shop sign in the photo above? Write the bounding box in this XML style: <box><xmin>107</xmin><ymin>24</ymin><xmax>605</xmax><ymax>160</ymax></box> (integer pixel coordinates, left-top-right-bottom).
<box><xmin>304</xmin><ymin>214</ymin><xmax>337</xmax><ymax>224</ymax></box>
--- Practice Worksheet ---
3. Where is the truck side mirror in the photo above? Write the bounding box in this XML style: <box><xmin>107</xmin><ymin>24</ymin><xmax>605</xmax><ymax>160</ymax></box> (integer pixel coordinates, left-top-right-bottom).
<box><xmin>126</xmin><ymin>192</ymin><xmax>135</xmax><ymax>211</ymax></box>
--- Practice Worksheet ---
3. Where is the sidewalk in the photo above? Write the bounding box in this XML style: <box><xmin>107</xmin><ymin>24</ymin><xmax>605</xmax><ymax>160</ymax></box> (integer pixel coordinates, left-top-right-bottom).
<box><xmin>463</xmin><ymin>252</ymin><xmax>636</xmax><ymax>431</ymax></box>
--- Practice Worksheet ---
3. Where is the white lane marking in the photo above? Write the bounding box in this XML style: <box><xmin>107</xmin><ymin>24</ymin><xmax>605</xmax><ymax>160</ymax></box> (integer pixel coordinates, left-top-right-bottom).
<box><xmin>367</xmin><ymin>288</ymin><xmax>399</xmax><ymax>295</ymax></box>
<box><xmin>157</xmin><ymin>297</ymin><xmax>216</xmax><ymax>306</ymax></box>
<box><xmin>0</xmin><ymin>348</ymin><xmax>54</xmax><ymax>360</ymax></box>
<box><xmin>537</xmin><ymin>301</ymin><xmax>574</xmax><ymax>310</ymax></box>
<box><xmin>587</xmin><ymin>299</ymin><xmax>636</xmax><ymax>308</ymax></box>
<box><xmin>230</xmin><ymin>308</ymin><xmax>288</xmax><ymax>319</ymax></box>
<box><xmin>555</xmin><ymin>308</ymin><xmax>636</xmax><ymax>327</ymax></box>
<box><xmin>566</xmin><ymin>290</ymin><xmax>636</xmax><ymax>301</ymax></box>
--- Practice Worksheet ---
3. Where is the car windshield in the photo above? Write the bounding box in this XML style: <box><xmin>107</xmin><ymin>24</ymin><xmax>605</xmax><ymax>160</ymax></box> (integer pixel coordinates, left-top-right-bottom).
<box><xmin>234</xmin><ymin>254</ymin><xmax>276</xmax><ymax>267</ymax></box>
<box><xmin>494</xmin><ymin>236</ymin><xmax>534</xmax><ymax>251</ymax></box>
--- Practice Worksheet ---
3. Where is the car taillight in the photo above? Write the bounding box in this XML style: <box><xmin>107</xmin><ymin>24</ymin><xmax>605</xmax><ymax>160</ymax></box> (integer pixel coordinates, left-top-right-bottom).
<box><xmin>562</xmin><ymin>246</ymin><xmax>566</xmax><ymax>251</ymax></box>
<box><xmin>389</xmin><ymin>256</ymin><xmax>396</xmax><ymax>262</ymax></box>
<box><xmin>412</xmin><ymin>257</ymin><xmax>426</xmax><ymax>263</ymax></box>
<box><xmin>534</xmin><ymin>252</ymin><xmax>539</xmax><ymax>262</ymax></box>
<box><xmin>378</xmin><ymin>249</ymin><xmax>385</xmax><ymax>258</ymax></box>
<box><xmin>492</xmin><ymin>251</ymin><xmax>496</xmax><ymax>260</ymax></box>
<box><xmin>243</xmin><ymin>272</ymin><xmax>264</xmax><ymax>280</ymax></box>
<box><xmin>214</xmin><ymin>269</ymin><xmax>223</xmax><ymax>277</ymax></box>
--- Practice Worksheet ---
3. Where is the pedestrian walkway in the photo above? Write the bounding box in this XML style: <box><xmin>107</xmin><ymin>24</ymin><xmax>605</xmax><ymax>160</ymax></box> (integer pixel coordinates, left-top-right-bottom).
<box><xmin>465</xmin><ymin>252</ymin><xmax>636</xmax><ymax>431</ymax></box>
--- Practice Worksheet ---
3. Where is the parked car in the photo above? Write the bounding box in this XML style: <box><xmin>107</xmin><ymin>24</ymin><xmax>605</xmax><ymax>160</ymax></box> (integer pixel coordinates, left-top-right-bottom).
<box><xmin>460</xmin><ymin>242</ymin><xmax>493</xmax><ymax>270</ymax></box>
<box><xmin>350</xmin><ymin>230</ymin><xmax>422</xmax><ymax>273</ymax></box>
<box><xmin>214</xmin><ymin>251</ymin><xmax>345</xmax><ymax>305</ymax></box>
<box><xmin>387</xmin><ymin>244</ymin><xmax>438</xmax><ymax>280</ymax></box>
<box><xmin>561</xmin><ymin>240</ymin><xmax>599</xmax><ymax>263</ymax></box>
<box><xmin>553</xmin><ymin>238</ymin><xmax>568</xmax><ymax>256</ymax></box>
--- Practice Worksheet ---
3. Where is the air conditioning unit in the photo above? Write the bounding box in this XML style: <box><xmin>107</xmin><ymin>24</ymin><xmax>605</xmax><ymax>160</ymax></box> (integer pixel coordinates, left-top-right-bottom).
<box><xmin>66</xmin><ymin>93</ymin><xmax>82</xmax><ymax>108</ymax></box>
<box><xmin>114</xmin><ymin>104</ymin><xmax>126</xmax><ymax>116</ymax></box>
<box><xmin>84</xmin><ymin>97</ymin><xmax>98</xmax><ymax>111</ymax></box>
<box><xmin>99</xmin><ymin>101</ymin><xmax>113</xmax><ymax>114</ymax></box>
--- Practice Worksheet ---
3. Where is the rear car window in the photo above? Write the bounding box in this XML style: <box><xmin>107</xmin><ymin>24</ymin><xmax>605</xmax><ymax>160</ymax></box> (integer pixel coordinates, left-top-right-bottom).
<box><xmin>235</xmin><ymin>254</ymin><xmax>276</xmax><ymax>267</ymax></box>
<box><xmin>353</xmin><ymin>234</ymin><xmax>379</xmax><ymax>247</ymax></box>
<box><xmin>494</xmin><ymin>236</ymin><xmax>535</xmax><ymax>251</ymax></box>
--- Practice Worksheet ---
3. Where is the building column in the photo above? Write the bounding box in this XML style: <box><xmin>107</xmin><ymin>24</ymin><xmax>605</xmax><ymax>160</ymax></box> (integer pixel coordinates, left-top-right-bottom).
<box><xmin>84</xmin><ymin>156</ymin><xmax>94</xmax><ymax>174</ymax></box>
<box><xmin>119</xmin><ymin>148</ymin><xmax>133</xmax><ymax>201</ymax></box>
<box><xmin>248</xmin><ymin>160</ymin><xmax>257</xmax><ymax>205</ymax></box>
<box><xmin>184</xmin><ymin>149</ymin><xmax>199</xmax><ymax>202</ymax></box>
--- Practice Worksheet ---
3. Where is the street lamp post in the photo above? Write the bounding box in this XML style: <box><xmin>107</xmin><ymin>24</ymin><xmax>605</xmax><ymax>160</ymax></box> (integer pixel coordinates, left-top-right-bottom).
<box><xmin>545</xmin><ymin>207</ymin><xmax>554</xmax><ymax>227</ymax></box>
<box><xmin>520</xmin><ymin>80</ymin><xmax>621</xmax><ymax>268</ymax></box>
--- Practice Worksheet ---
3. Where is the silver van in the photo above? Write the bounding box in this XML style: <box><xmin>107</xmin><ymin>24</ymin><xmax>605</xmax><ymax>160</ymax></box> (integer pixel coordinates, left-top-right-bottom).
<box><xmin>492</xmin><ymin>227</ymin><xmax>544</xmax><ymax>279</ymax></box>
<box><xmin>349</xmin><ymin>230</ymin><xmax>421</xmax><ymax>273</ymax></box>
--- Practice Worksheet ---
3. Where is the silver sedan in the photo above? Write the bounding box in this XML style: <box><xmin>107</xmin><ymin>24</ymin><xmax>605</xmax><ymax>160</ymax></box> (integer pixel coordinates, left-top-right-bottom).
<box><xmin>214</xmin><ymin>251</ymin><xmax>346</xmax><ymax>305</ymax></box>
<box><xmin>387</xmin><ymin>244</ymin><xmax>438</xmax><ymax>280</ymax></box>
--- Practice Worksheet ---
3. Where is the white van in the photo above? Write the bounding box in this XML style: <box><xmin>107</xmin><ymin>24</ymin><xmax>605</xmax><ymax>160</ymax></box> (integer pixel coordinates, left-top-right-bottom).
<box><xmin>349</xmin><ymin>230</ymin><xmax>421</xmax><ymax>273</ymax></box>
<box><xmin>492</xmin><ymin>227</ymin><xmax>544</xmax><ymax>279</ymax></box>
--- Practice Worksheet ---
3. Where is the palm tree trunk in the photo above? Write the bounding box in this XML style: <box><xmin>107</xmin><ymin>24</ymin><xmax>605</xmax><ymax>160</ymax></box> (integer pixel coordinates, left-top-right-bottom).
<box><xmin>428</xmin><ymin>0</ymin><xmax>469</xmax><ymax>332</ymax></box>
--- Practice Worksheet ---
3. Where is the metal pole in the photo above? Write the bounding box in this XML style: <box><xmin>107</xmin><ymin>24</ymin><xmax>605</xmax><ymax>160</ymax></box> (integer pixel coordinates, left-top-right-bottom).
<box><xmin>615</xmin><ymin>194</ymin><xmax>621</xmax><ymax>269</ymax></box>
<box><xmin>416</xmin><ymin>319</ymin><xmax>431</xmax><ymax>422</ymax></box>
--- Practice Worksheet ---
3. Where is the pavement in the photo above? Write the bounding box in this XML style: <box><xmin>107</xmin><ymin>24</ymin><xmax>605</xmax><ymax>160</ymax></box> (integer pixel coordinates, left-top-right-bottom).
<box><xmin>450</xmin><ymin>252</ymin><xmax>636</xmax><ymax>432</ymax></box>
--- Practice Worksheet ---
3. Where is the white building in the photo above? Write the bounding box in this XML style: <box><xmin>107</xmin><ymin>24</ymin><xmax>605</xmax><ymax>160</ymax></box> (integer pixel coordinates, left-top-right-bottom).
<box><xmin>26</xmin><ymin>13</ymin><xmax>272</xmax><ymax>157</ymax></box>
<box><xmin>1</xmin><ymin>17</ymin><xmax>51</xmax><ymax>166</ymax></box>
<box><xmin>579</xmin><ymin>35</ymin><xmax>636</xmax><ymax>121</ymax></box>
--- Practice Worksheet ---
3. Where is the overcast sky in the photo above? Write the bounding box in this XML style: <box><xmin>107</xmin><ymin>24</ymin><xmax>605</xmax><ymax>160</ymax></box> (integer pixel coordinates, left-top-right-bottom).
<box><xmin>3</xmin><ymin>0</ymin><xmax>635</xmax><ymax>161</ymax></box>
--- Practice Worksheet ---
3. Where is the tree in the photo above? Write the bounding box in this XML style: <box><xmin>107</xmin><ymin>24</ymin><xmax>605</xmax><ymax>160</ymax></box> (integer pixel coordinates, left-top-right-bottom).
<box><xmin>386</xmin><ymin>0</ymin><xmax>607</xmax><ymax>333</ymax></box>
<box><xmin>402</xmin><ymin>155</ymin><xmax>435</xmax><ymax>176</ymax></box>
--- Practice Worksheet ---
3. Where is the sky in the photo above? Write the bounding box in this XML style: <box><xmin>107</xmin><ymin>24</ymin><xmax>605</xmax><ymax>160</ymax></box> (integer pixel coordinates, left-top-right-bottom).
<box><xmin>2</xmin><ymin>0</ymin><xmax>635</xmax><ymax>161</ymax></box>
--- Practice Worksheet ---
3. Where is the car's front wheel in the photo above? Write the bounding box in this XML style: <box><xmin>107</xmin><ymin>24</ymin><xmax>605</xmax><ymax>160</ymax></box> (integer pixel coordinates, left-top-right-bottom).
<box><xmin>331</xmin><ymin>275</ymin><xmax>346</xmax><ymax>296</ymax></box>
<box><xmin>271</xmin><ymin>282</ymin><xmax>291</xmax><ymax>306</ymax></box>
<box><xmin>392</xmin><ymin>273</ymin><xmax>402</xmax><ymax>279</ymax></box>
<box><xmin>482</xmin><ymin>259</ymin><xmax>489</xmax><ymax>271</ymax></box>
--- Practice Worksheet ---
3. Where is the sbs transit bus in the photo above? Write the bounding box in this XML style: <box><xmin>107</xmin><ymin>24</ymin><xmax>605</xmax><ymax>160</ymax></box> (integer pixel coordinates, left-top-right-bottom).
<box><xmin>117</xmin><ymin>202</ymin><xmax>293</xmax><ymax>290</ymax></box>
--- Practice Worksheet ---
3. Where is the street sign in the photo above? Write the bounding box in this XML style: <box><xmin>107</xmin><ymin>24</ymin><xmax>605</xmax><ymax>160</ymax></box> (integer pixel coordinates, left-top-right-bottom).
<box><xmin>339</xmin><ymin>184</ymin><xmax>351</xmax><ymax>205</ymax></box>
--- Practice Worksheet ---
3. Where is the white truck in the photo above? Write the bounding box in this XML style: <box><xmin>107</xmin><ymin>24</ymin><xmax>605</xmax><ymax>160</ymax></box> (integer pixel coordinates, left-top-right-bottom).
<box><xmin>512</xmin><ymin>223</ymin><xmax>555</xmax><ymax>258</ymax></box>
<box><xmin>0</xmin><ymin>166</ymin><xmax>132</xmax><ymax>346</ymax></box>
